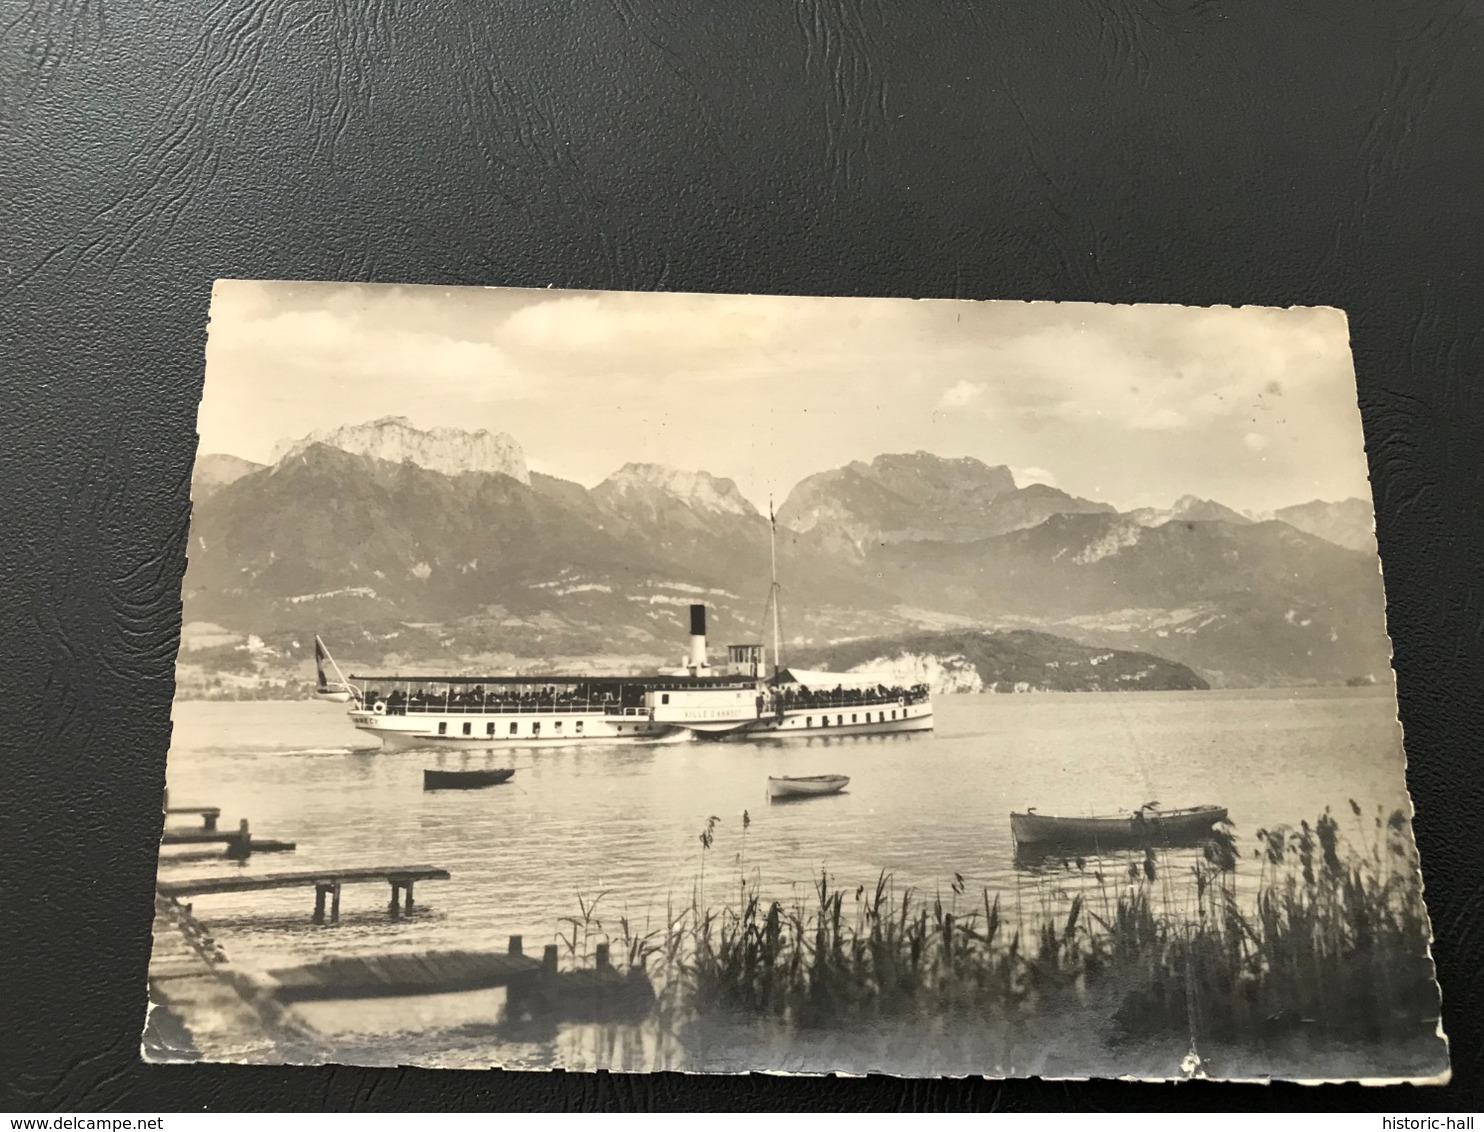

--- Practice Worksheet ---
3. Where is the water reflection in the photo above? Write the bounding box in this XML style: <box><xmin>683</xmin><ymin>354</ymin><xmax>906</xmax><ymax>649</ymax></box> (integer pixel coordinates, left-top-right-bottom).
<box><xmin>158</xmin><ymin>688</ymin><xmax>1415</xmax><ymax>1069</ymax></box>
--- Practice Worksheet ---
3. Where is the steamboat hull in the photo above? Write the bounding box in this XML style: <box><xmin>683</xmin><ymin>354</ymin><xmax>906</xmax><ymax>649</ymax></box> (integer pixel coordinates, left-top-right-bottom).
<box><xmin>352</xmin><ymin>710</ymin><xmax>682</xmax><ymax>750</ymax></box>
<box><xmin>727</xmin><ymin>699</ymin><xmax>934</xmax><ymax>740</ymax></box>
<box><xmin>353</xmin><ymin>698</ymin><xmax>933</xmax><ymax>750</ymax></box>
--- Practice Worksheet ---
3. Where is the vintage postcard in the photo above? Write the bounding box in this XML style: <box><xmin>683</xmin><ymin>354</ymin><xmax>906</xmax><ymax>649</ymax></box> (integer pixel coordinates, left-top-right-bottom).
<box><xmin>144</xmin><ymin>282</ymin><xmax>1447</xmax><ymax>1082</ymax></box>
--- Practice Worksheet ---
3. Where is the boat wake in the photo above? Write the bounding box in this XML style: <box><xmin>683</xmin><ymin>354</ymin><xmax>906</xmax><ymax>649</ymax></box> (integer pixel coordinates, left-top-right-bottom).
<box><xmin>646</xmin><ymin>730</ymin><xmax>698</xmax><ymax>747</ymax></box>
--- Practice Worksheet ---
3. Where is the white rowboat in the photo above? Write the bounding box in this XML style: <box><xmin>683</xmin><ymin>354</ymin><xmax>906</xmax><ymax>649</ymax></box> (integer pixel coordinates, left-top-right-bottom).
<box><xmin>767</xmin><ymin>774</ymin><xmax>850</xmax><ymax>800</ymax></box>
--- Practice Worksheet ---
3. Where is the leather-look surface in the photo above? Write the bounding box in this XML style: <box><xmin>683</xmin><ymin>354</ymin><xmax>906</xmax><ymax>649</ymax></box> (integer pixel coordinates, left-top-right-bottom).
<box><xmin>3</xmin><ymin>0</ymin><xmax>1481</xmax><ymax>1112</ymax></box>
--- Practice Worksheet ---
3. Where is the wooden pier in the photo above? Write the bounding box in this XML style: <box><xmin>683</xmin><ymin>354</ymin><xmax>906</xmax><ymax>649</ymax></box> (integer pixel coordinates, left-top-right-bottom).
<box><xmin>267</xmin><ymin>936</ymin><xmax>545</xmax><ymax>1001</ymax></box>
<box><xmin>161</xmin><ymin>797</ymin><xmax>294</xmax><ymax>860</ymax></box>
<box><xmin>263</xmin><ymin>936</ymin><xmax>655</xmax><ymax>1021</ymax></box>
<box><xmin>160</xmin><ymin>830</ymin><xmax>297</xmax><ymax>854</ymax></box>
<box><xmin>165</xmin><ymin>805</ymin><xmax>221</xmax><ymax>830</ymax></box>
<box><xmin>157</xmin><ymin>865</ymin><xmax>451</xmax><ymax>923</ymax></box>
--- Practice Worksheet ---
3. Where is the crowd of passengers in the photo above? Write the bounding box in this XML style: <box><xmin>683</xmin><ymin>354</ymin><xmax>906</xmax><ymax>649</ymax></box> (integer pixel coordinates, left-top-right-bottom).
<box><xmin>362</xmin><ymin>686</ymin><xmax>637</xmax><ymax>713</ymax></box>
<box><xmin>773</xmin><ymin>682</ymin><xmax>930</xmax><ymax>708</ymax></box>
<box><xmin>360</xmin><ymin>680</ymin><xmax>933</xmax><ymax>714</ymax></box>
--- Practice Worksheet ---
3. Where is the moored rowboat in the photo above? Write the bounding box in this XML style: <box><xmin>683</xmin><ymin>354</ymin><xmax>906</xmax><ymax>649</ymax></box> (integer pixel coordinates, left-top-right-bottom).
<box><xmin>767</xmin><ymin>774</ymin><xmax>849</xmax><ymax>800</ymax></box>
<box><xmin>423</xmin><ymin>768</ymin><xmax>515</xmax><ymax>790</ymax></box>
<box><xmin>1010</xmin><ymin>804</ymin><xmax>1227</xmax><ymax>847</ymax></box>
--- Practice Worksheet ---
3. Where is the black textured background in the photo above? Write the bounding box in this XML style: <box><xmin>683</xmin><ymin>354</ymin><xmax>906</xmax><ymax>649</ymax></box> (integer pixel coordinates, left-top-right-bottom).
<box><xmin>3</xmin><ymin>0</ymin><xmax>1482</xmax><ymax>1112</ymax></box>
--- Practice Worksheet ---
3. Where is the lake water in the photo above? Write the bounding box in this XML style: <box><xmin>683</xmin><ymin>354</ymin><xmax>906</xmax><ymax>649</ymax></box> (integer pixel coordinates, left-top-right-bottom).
<box><xmin>157</xmin><ymin>687</ymin><xmax>1417</xmax><ymax>1070</ymax></box>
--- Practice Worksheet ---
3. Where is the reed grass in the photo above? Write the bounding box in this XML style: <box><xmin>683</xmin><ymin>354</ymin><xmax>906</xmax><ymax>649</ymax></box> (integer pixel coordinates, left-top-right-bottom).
<box><xmin>568</xmin><ymin>803</ymin><xmax>1439</xmax><ymax>1051</ymax></box>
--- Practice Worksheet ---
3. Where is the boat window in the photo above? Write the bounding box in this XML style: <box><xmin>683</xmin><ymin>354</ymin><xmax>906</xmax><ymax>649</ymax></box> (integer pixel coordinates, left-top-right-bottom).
<box><xmin>532</xmin><ymin>722</ymin><xmax>541</xmax><ymax>735</ymax></box>
<box><xmin>852</xmin><ymin>714</ymin><xmax>858</xmax><ymax>723</ymax></box>
<box><xmin>661</xmin><ymin>694</ymin><xmax>670</xmax><ymax>704</ymax></box>
<box><xmin>575</xmin><ymin>721</ymin><xmax>583</xmax><ymax>734</ymax></box>
<box><xmin>837</xmin><ymin>715</ymin><xmax>843</xmax><ymax>726</ymax></box>
<box><xmin>806</xmin><ymin>716</ymin><xmax>812</xmax><ymax>727</ymax></box>
<box><xmin>462</xmin><ymin>722</ymin><xmax>472</xmax><ymax>736</ymax></box>
<box><xmin>509</xmin><ymin>722</ymin><xmax>518</xmax><ymax>735</ymax></box>
<box><xmin>554</xmin><ymin>721</ymin><xmax>562</xmax><ymax>732</ymax></box>
<box><xmin>891</xmin><ymin>710</ymin><xmax>897</xmax><ymax>720</ymax></box>
<box><xmin>438</xmin><ymin>722</ymin><xmax>447</xmax><ymax>735</ymax></box>
<box><xmin>487</xmin><ymin>722</ymin><xmax>496</xmax><ymax>736</ymax></box>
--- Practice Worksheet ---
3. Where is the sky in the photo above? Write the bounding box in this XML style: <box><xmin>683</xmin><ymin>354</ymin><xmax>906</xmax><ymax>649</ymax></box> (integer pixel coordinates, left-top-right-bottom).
<box><xmin>198</xmin><ymin>280</ymin><xmax>1374</xmax><ymax>514</ymax></box>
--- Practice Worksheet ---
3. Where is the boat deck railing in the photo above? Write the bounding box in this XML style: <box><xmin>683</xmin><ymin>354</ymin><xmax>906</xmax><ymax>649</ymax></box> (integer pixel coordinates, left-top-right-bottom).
<box><xmin>365</xmin><ymin>687</ymin><xmax>930</xmax><ymax>716</ymax></box>
<box><xmin>769</xmin><ymin>687</ymin><xmax>932</xmax><ymax>711</ymax></box>
<box><xmin>374</xmin><ymin>701</ymin><xmax>639</xmax><ymax>717</ymax></box>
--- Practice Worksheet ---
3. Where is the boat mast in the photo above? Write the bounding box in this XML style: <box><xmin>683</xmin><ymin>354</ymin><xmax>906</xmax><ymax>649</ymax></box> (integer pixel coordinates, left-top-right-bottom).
<box><xmin>316</xmin><ymin>634</ymin><xmax>360</xmax><ymax>700</ymax></box>
<box><xmin>768</xmin><ymin>500</ymin><xmax>783</xmax><ymax>675</ymax></box>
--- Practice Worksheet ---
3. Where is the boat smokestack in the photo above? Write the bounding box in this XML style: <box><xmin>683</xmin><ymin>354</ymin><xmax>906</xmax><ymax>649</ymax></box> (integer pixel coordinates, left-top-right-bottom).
<box><xmin>688</xmin><ymin>604</ymin><xmax>707</xmax><ymax>670</ymax></box>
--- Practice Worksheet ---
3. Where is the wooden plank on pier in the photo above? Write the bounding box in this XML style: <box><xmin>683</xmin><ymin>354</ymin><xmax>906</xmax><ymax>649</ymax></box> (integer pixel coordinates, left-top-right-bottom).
<box><xmin>266</xmin><ymin>949</ymin><xmax>540</xmax><ymax>1002</ymax></box>
<box><xmin>164</xmin><ymin>805</ymin><xmax>222</xmax><ymax>831</ymax></box>
<box><xmin>157</xmin><ymin>865</ymin><xmax>450</xmax><ymax>899</ymax></box>
<box><xmin>158</xmin><ymin>836</ymin><xmax>296</xmax><ymax>854</ymax></box>
<box><xmin>161</xmin><ymin>831</ymin><xmax>231</xmax><ymax>844</ymax></box>
<box><xmin>160</xmin><ymin>830</ymin><xmax>294</xmax><ymax>847</ymax></box>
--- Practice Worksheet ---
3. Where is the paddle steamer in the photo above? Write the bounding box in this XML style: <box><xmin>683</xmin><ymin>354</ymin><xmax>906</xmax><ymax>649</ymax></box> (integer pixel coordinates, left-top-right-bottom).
<box><xmin>319</xmin><ymin>515</ymin><xmax>934</xmax><ymax>750</ymax></box>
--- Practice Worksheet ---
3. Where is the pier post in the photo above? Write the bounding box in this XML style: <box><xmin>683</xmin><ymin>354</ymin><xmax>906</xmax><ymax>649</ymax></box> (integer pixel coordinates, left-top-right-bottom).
<box><xmin>388</xmin><ymin>882</ymin><xmax>401</xmax><ymax>918</ymax></box>
<box><xmin>330</xmin><ymin>881</ymin><xmax>341</xmax><ymax>924</ymax></box>
<box><xmin>508</xmin><ymin>935</ymin><xmax>523</xmax><ymax>957</ymax></box>
<box><xmin>226</xmin><ymin>819</ymin><xmax>251</xmax><ymax>861</ymax></box>
<box><xmin>313</xmin><ymin>884</ymin><xmax>328</xmax><ymax>924</ymax></box>
<box><xmin>595</xmin><ymin>943</ymin><xmax>611</xmax><ymax>971</ymax></box>
<box><xmin>543</xmin><ymin>944</ymin><xmax>558</xmax><ymax>976</ymax></box>
<box><xmin>403</xmin><ymin>882</ymin><xmax>415</xmax><ymax>914</ymax></box>
<box><xmin>203</xmin><ymin>810</ymin><xmax>218</xmax><ymax>831</ymax></box>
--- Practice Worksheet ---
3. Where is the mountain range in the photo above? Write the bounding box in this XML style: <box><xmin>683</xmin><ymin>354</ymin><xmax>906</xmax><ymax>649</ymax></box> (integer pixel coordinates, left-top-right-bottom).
<box><xmin>182</xmin><ymin>420</ymin><xmax>1390</xmax><ymax>688</ymax></box>
<box><xmin>1272</xmin><ymin>498</ymin><xmax>1379</xmax><ymax>554</ymax></box>
<box><xmin>273</xmin><ymin>416</ymin><xmax>529</xmax><ymax>482</ymax></box>
<box><xmin>776</xmin><ymin>453</ymin><xmax>1115</xmax><ymax>554</ymax></box>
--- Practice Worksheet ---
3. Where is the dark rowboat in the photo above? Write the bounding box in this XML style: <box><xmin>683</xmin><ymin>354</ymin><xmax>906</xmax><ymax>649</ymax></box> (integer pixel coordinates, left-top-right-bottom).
<box><xmin>1010</xmin><ymin>804</ymin><xmax>1227</xmax><ymax>848</ymax></box>
<box><xmin>423</xmin><ymin>768</ymin><xmax>515</xmax><ymax>791</ymax></box>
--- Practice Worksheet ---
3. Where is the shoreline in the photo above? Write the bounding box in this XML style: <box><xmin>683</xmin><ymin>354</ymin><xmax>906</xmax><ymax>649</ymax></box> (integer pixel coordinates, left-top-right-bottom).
<box><xmin>143</xmin><ymin>896</ymin><xmax>329</xmax><ymax>1065</ymax></box>
<box><xmin>170</xmin><ymin>682</ymin><xmax>1395</xmax><ymax>704</ymax></box>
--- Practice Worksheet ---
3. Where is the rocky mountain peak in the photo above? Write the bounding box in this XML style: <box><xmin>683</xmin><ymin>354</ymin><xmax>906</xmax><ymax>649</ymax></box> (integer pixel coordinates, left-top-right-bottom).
<box><xmin>864</xmin><ymin>451</ymin><xmax>1017</xmax><ymax>500</ymax></box>
<box><xmin>598</xmin><ymin>463</ymin><xmax>759</xmax><ymax>517</ymax></box>
<box><xmin>272</xmin><ymin>416</ymin><xmax>529</xmax><ymax>483</ymax></box>
<box><xmin>1127</xmin><ymin>495</ymin><xmax>1252</xmax><ymax>527</ymax></box>
<box><xmin>192</xmin><ymin>453</ymin><xmax>266</xmax><ymax>500</ymax></box>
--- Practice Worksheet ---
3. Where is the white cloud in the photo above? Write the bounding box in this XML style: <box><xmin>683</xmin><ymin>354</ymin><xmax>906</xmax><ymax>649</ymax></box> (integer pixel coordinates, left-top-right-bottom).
<box><xmin>949</xmin><ymin>305</ymin><xmax>1353</xmax><ymax>437</ymax></box>
<box><xmin>935</xmin><ymin>380</ymin><xmax>985</xmax><ymax>410</ymax></box>
<box><xmin>198</xmin><ymin>285</ymin><xmax>1369</xmax><ymax>514</ymax></box>
<box><xmin>1143</xmin><ymin>408</ymin><xmax>1189</xmax><ymax>431</ymax></box>
<box><xmin>207</xmin><ymin>296</ymin><xmax>529</xmax><ymax>402</ymax></box>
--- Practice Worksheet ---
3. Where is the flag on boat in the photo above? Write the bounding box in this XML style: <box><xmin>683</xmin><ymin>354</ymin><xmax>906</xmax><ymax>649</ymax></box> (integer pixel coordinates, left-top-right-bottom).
<box><xmin>313</xmin><ymin>635</ymin><xmax>357</xmax><ymax>703</ymax></box>
<box><xmin>315</xmin><ymin>635</ymin><xmax>331</xmax><ymax>691</ymax></box>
